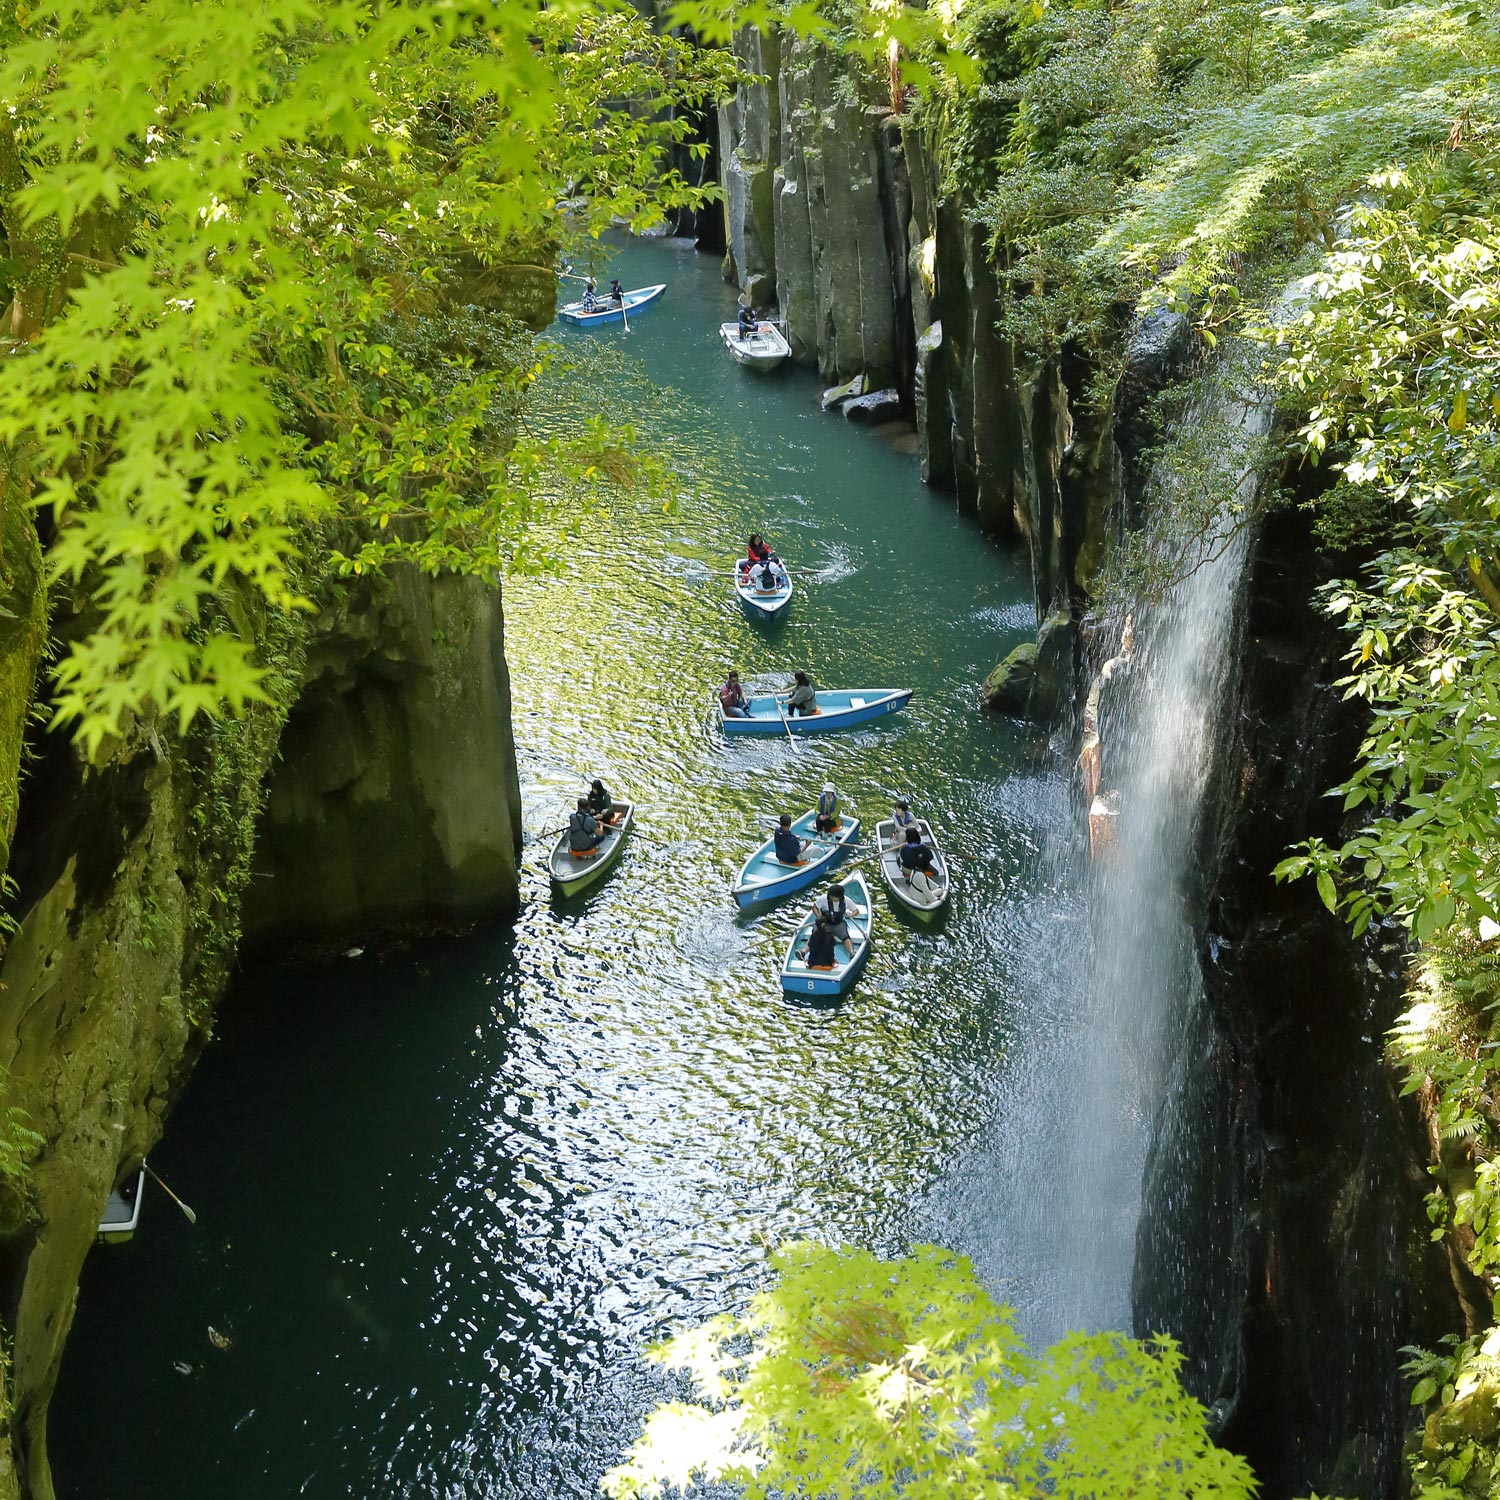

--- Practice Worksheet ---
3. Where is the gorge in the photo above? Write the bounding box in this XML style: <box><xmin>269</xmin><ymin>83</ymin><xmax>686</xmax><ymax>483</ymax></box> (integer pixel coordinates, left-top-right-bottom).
<box><xmin>4</xmin><ymin>4</ymin><xmax>1500</xmax><ymax>1498</ymax></box>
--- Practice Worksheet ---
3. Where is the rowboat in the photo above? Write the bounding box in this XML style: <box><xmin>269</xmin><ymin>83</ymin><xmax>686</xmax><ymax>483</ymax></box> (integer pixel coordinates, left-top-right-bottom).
<box><xmin>719</xmin><ymin>320</ymin><xmax>791</xmax><ymax>372</ymax></box>
<box><xmin>731</xmin><ymin>809</ymin><xmax>860</xmax><ymax>909</ymax></box>
<box><xmin>876</xmin><ymin>818</ymin><xmax>952</xmax><ymax>919</ymax></box>
<box><xmin>98</xmin><ymin>1164</ymin><xmax>145</xmax><ymax>1244</ymax></box>
<box><xmin>557</xmin><ymin>284</ymin><xmax>667</xmax><ymax>327</ymax></box>
<box><xmin>733</xmin><ymin>560</ymin><xmax>793</xmax><ymax>621</ymax></box>
<box><xmin>549</xmin><ymin>802</ymin><xmax>634</xmax><ymax>893</ymax></box>
<box><xmin>719</xmin><ymin>688</ymin><xmax>913</xmax><ymax>735</ymax></box>
<box><xmin>780</xmin><ymin>872</ymin><xmax>874</xmax><ymax>999</ymax></box>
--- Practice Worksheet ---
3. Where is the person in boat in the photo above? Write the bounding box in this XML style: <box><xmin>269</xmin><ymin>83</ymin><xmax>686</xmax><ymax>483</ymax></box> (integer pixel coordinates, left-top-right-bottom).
<box><xmin>897</xmin><ymin>826</ymin><xmax>940</xmax><ymax>890</ymax></box>
<box><xmin>568</xmin><ymin>797</ymin><xmax>605</xmax><ymax>855</ymax></box>
<box><xmin>609</xmin><ymin>278</ymin><xmax>625</xmax><ymax>307</ymax></box>
<box><xmin>803</xmin><ymin>915</ymin><xmax>838</xmax><ymax>968</ymax></box>
<box><xmin>887</xmin><ymin>799</ymin><xmax>918</xmax><ymax>843</ymax></box>
<box><xmin>785</xmin><ymin>670</ymin><xmax>816</xmax><ymax>716</ymax></box>
<box><xmin>737</xmin><ymin>304</ymin><xmax>758</xmax><ymax>339</ymax></box>
<box><xmin>744</xmin><ymin>534</ymin><xmax>776</xmax><ymax>569</ymax></box>
<box><xmin>773</xmin><ymin>814</ymin><xmax>810</xmax><ymax>865</ymax></box>
<box><xmin>581</xmin><ymin>276</ymin><xmax>598</xmax><ymax>313</ymax></box>
<box><xmin>814</xmin><ymin>781</ymin><xmax>842</xmax><ymax>834</ymax></box>
<box><xmin>586</xmin><ymin>778</ymin><xmax>616</xmax><ymax>822</ymax></box>
<box><xmin>813</xmin><ymin>881</ymin><xmax>862</xmax><ymax>950</ymax></box>
<box><xmin>719</xmin><ymin>669</ymin><xmax>751</xmax><ymax>718</ymax></box>
<box><xmin>755</xmin><ymin>559</ymin><xmax>784</xmax><ymax>592</ymax></box>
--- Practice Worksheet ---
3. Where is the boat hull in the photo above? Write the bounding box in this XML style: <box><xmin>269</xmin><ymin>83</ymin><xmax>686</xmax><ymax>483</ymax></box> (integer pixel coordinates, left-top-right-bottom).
<box><xmin>733</xmin><ymin>563</ymin><xmax>793</xmax><ymax>622</ymax></box>
<box><xmin>557</xmin><ymin>285</ymin><xmax>666</xmax><ymax>326</ymax></box>
<box><xmin>876</xmin><ymin>818</ymin><xmax>951</xmax><ymax>919</ymax></box>
<box><xmin>780</xmin><ymin>873</ymin><xmax>874</xmax><ymax>998</ymax></box>
<box><xmin>720</xmin><ymin>688</ymin><xmax>912</xmax><ymax>735</ymax></box>
<box><xmin>549</xmin><ymin>802</ymin><xmax>634</xmax><ymax>893</ymax></box>
<box><xmin>732</xmin><ymin>811</ymin><xmax>858</xmax><ymax>909</ymax></box>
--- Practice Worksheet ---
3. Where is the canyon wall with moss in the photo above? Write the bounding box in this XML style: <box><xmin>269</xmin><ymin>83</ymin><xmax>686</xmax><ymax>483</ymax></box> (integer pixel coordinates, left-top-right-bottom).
<box><xmin>0</xmin><ymin>563</ymin><xmax>521</xmax><ymax>1500</ymax></box>
<box><xmin>714</xmin><ymin>29</ymin><xmax>1472</xmax><ymax>1492</ymax></box>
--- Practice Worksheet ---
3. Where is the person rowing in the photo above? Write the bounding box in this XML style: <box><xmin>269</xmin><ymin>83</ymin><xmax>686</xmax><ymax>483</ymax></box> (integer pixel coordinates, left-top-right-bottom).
<box><xmin>896</xmin><ymin>826</ymin><xmax>940</xmax><ymax>893</ymax></box>
<box><xmin>755</xmin><ymin>558</ymin><xmax>786</xmax><ymax>592</ymax></box>
<box><xmin>719</xmin><ymin>669</ymin><xmax>751</xmax><ymax>719</ymax></box>
<box><xmin>568</xmin><ymin>798</ymin><xmax>605</xmax><ymax>855</ymax></box>
<box><xmin>813</xmin><ymin>881</ymin><xmax>863</xmax><ymax>951</ymax></box>
<box><xmin>785</xmin><ymin>670</ymin><xmax>816</xmax><ymax>717</ymax></box>
<box><xmin>737</xmin><ymin>304</ymin><xmax>758</xmax><ymax>339</ymax></box>
<box><xmin>773</xmin><ymin>814</ymin><xmax>810</xmax><ymax>866</ymax></box>
<box><xmin>814</xmin><ymin>781</ymin><xmax>842</xmax><ymax>834</ymax></box>
<box><xmin>609</xmin><ymin>277</ymin><xmax>625</xmax><ymax>307</ymax></box>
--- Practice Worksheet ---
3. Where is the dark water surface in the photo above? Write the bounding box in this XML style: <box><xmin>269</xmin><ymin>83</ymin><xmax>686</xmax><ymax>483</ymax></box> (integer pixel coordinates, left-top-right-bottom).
<box><xmin>54</xmin><ymin>237</ymin><xmax>1072</xmax><ymax>1498</ymax></box>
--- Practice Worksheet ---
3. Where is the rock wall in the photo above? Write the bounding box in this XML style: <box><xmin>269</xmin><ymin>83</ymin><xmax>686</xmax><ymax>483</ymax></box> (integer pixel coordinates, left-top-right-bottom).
<box><xmin>1129</xmin><ymin>504</ymin><xmax>1472</xmax><ymax>1497</ymax></box>
<box><xmin>242</xmin><ymin>569</ymin><xmax>523</xmax><ymax>949</ymax></box>
<box><xmin>0</xmin><ymin>567</ymin><xmax>522</xmax><ymax>1500</ymax></box>
<box><xmin>716</xmin><ymin>31</ymin><xmax>1113</xmax><ymax>623</ymax></box>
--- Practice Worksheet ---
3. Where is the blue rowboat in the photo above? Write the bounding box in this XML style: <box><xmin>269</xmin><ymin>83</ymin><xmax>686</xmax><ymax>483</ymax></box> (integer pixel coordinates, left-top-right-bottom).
<box><xmin>731</xmin><ymin>809</ymin><xmax>860</xmax><ymax>909</ymax></box>
<box><xmin>556</xmin><ymin>284</ymin><xmax>666</xmax><ymax>327</ymax></box>
<box><xmin>719</xmin><ymin>687</ymin><xmax>912</xmax><ymax>735</ymax></box>
<box><xmin>780</xmin><ymin>872</ymin><xmax>874</xmax><ymax>999</ymax></box>
<box><xmin>733</xmin><ymin>561</ymin><xmax>793</xmax><ymax>622</ymax></box>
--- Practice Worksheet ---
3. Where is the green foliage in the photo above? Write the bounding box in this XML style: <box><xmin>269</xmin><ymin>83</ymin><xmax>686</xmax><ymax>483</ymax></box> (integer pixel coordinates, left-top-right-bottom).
<box><xmin>0</xmin><ymin>0</ymin><xmax>739</xmax><ymax>753</ymax></box>
<box><xmin>602</xmin><ymin>1241</ymin><xmax>1257</xmax><ymax>1500</ymax></box>
<box><xmin>929</xmin><ymin>0</ymin><xmax>1500</xmax><ymax>359</ymax></box>
<box><xmin>1267</xmin><ymin>138</ymin><xmax>1500</xmax><ymax>941</ymax></box>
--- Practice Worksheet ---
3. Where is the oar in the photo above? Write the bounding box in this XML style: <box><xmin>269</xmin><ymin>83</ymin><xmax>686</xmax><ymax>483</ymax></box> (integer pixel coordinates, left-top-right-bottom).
<box><xmin>144</xmin><ymin>1163</ymin><xmax>198</xmax><ymax>1226</ymax></box>
<box><xmin>620</xmin><ymin>295</ymin><xmax>631</xmax><ymax>336</ymax></box>
<box><xmin>772</xmin><ymin>691</ymin><xmax>796</xmax><ymax>749</ymax></box>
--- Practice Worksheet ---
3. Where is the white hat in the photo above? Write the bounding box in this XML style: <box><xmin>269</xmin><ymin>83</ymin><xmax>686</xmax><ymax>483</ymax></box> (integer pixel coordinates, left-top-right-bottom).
<box><xmin>822</xmin><ymin>782</ymin><xmax>836</xmax><ymax>793</ymax></box>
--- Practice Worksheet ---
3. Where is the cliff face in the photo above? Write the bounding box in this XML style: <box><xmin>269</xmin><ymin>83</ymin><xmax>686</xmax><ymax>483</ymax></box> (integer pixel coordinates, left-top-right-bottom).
<box><xmin>242</xmin><ymin>569</ymin><xmax>523</xmax><ymax>950</ymax></box>
<box><xmin>0</xmin><ymin>568</ymin><xmax>522</xmax><ymax>1500</ymax></box>
<box><xmin>715</xmin><ymin>32</ymin><xmax>1469</xmax><ymax>1489</ymax></box>
<box><xmin>716</xmin><ymin>32</ymin><xmax>1111</xmax><ymax>622</ymax></box>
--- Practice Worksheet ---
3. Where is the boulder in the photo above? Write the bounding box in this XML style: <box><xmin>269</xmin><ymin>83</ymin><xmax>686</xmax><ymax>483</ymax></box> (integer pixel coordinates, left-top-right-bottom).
<box><xmin>821</xmin><ymin>372</ymin><xmax>866</xmax><ymax>411</ymax></box>
<box><xmin>1028</xmin><ymin>608</ymin><xmax>1075</xmax><ymax>722</ymax></box>
<box><xmin>843</xmin><ymin>388</ymin><xmax>901</xmax><ymax>424</ymax></box>
<box><xmin>982</xmin><ymin>641</ymin><xmax>1036</xmax><ymax>713</ymax></box>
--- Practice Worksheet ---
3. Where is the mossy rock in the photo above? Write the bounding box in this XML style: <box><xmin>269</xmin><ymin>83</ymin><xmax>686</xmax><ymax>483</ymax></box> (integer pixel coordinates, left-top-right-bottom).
<box><xmin>982</xmin><ymin>641</ymin><xmax>1036</xmax><ymax>714</ymax></box>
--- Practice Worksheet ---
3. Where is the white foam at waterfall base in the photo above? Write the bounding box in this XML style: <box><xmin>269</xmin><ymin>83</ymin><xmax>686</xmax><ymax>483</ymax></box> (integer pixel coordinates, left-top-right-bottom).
<box><xmin>956</xmin><ymin>376</ymin><xmax>1272</xmax><ymax>1347</ymax></box>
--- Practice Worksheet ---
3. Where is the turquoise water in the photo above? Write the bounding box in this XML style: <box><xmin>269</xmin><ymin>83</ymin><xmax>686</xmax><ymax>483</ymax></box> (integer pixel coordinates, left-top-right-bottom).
<box><xmin>53</xmin><ymin>236</ymin><xmax>1077</xmax><ymax>1497</ymax></box>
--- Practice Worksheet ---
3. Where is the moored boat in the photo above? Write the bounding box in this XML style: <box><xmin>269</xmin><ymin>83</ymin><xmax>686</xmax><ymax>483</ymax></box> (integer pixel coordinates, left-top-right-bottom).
<box><xmin>731</xmin><ymin>809</ymin><xmax>860</xmax><ymax>909</ymax></box>
<box><xmin>98</xmin><ymin>1165</ymin><xmax>145</xmax><ymax>1244</ymax></box>
<box><xmin>719</xmin><ymin>320</ymin><xmax>791</xmax><ymax>371</ymax></box>
<box><xmin>557</xmin><ymin>284</ymin><xmax>666</xmax><ymax>327</ymax></box>
<box><xmin>779</xmin><ymin>872</ymin><xmax>874</xmax><ymax>999</ymax></box>
<box><xmin>719</xmin><ymin>687</ymin><xmax>912</xmax><ymax>735</ymax></box>
<box><xmin>875</xmin><ymin>818</ymin><xmax>951</xmax><ymax>919</ymax></box>
<box><xmin>733</xmin><ymin>560</ymin><xmax>793</xmax><ymax>621</ymax></box>
<box><xmin>549</xmin><ymin>802</ymin><xmax>634</xmax><ymax>893</ymax></box>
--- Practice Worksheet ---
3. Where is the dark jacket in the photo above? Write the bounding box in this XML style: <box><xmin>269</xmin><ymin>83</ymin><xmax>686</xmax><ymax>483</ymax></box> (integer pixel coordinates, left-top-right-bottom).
<box><xmin>774</xmin><ymin>829</ymin><xmax>803</xmax><ymax>863</ymax></box>
<box><xmin>806</xmin><ymin>921</ymin><xmax>837</xmax><ymax>966</ymax></box>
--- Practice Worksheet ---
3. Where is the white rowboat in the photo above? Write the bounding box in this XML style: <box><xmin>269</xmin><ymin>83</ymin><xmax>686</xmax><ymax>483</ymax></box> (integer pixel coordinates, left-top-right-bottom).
<box><xmin>875</xmin><ymin>818</ymin><xmax>951</xmax><ymax>919</ymax></box>
<box><xmin>719</xmin><ymin>320</ymin><xmax>791</xmax><ymax>372</ymax></box>
<box><xmin>549</xmin><ymin>802</ymin><xmax>634</xmax><ymax>893</ymax></box>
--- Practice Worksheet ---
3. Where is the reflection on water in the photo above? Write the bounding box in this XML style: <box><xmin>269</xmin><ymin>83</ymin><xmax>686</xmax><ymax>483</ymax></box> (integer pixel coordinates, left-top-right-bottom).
<box><xmin>53</xmin><ymin>236</ymin><xmax>1064</xmax><ymax>1499</ymax></box>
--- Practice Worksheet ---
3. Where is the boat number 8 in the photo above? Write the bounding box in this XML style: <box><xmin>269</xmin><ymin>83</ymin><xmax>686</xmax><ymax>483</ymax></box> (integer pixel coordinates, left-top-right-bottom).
<box><xmin>807</xmin><ymin>980</ymin><xmax>815</xmax><ymax>991</ymax></box>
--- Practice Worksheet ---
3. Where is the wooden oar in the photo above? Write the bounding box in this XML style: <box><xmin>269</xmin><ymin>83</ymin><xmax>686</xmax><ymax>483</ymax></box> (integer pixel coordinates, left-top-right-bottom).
<box><xmin>144</xmin><ymin>1163</ymin><xmax>198</xmax><ymax>1225</ymax></box>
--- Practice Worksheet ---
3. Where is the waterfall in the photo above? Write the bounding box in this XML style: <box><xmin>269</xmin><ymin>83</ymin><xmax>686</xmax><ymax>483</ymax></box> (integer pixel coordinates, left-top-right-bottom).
<box><xmin>975</xmin><ymin>351</ymin><xmax>1273</xmax><ymax>1345</ymax></box>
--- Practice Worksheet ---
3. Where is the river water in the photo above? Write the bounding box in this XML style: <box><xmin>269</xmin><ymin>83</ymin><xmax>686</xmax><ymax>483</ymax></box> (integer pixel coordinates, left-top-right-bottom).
<box><xmin>53</xmin><ymin>236</ymin><xmax>1081</xmax><ymax>1498</ymax></box>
